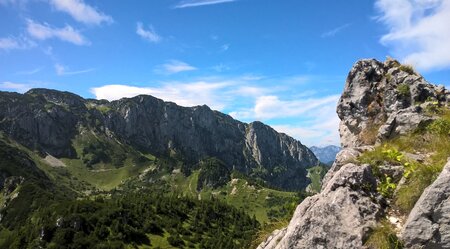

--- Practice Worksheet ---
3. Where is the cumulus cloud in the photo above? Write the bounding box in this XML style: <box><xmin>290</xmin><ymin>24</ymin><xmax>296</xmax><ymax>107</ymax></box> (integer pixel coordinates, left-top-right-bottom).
<box><xmin>26</xmin><ymin>19</ymin><xmax>89</xmax><ymax>45</ymax></box>
<box><xmin>376</xmin><ymin>0</ymin><xmax>450</xmax><ymax>71</ymax></box>
<box><xmin>0</xmin><ymin>81</ymin><xmax>32</xmax><ymax>93</ymax></box>
<box><xmin>229</xmin><ymin>94</ymin><xmax>340</xmax><ymax>146</ymax></box>
<box><xmin>154</xmin><ymin>60</ymin><xmax>197</xmax><ymax>74</ymax></box>
<box><xmin>136</xmin><ymin>22</ymin><xmax>161</xmax><ymax>43</ymax></box>
<box><xmin>174</xmin><ymin>0</ymin><xmax>236</xmax><ymax>8</ymax></box>
<box><xmin>0</xmin><ymin>36</ymin><xmax>35</xmax><ymax>50</ymax></box>
<box><xmin>48</xmin><ymin>0</ymin><xmax>112</xmax><ymax>25</ymax></box>
<box><xmin>250</xmin><ymin>95</ymin><xmax>340</xmax><ymax>120</ymax></box>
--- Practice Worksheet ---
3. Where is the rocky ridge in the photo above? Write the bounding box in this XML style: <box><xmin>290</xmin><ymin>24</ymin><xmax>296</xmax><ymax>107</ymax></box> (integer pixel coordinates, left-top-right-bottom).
<box><xmin>0</xmin><ymin>89</ymin><xmax>318</xmax><ymax>190</ymax></box>
<box><xmin>258</xmin><ymin>58</ymin><xmax>450</xmax><ymax>248</ymax></box>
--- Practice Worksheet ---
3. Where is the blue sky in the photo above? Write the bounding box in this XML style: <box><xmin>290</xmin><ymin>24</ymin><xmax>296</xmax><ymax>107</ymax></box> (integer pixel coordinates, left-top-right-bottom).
<box><xmin>1</xmin><ymin>0</ymin><xmax>450</xmax><ymax>146</ymax></box>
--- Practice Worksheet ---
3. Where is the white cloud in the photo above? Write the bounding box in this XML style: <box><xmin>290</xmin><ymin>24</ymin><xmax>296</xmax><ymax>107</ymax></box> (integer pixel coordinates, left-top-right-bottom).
<box><xmin>321</xmin><ymin>23</ymin><xmax>351</xmax><ymax>38</ymax></box>
<box><xmin>49</xmin><ymin>0</ymin><xmax>112</xmax><ymax>25</ymax></box>
<box><xmin>174</xmin><ymin>0</ymin><xmax>236</xmax><ymax>8</ymax></box>
<box><xmin>376</xmin><ymin>0</ymin><xmax>450</xmax><ymax>71</ymax></box>
<box><xmin>229</xmin><ymin>94</ymin><xmax>341</xmax><ymax>146</ymax></box>
<box><xmin>251</xmin><ymin>95</ymin><xmax>339</xmax><ymax>120</ymax></box>
<box><xmin>154</xmin><ymin>60</ymin><xmax>197</xmax><ymax>74</ymax></box>
<box><xmin>136</xmin><ymin>22</ymin><xmax>161</xmax><ymax>43</ymax></box>
<box><xmin>0</xmin><ymin>36</ymin><xmax>35</xmax><ymax>50</ymax></box>
<box><xmin>0</xmin><ymin>81</ymin><xmax>32</xmax><ymax>93</ymax></box>
<box><xmin>271</xmin><ymin>101</ymin><xmax>341</xmax><ymax>146</ymax></box>
<box><xmin>91</xmin><ymin>81</ymin><xmax>231</xmax><ymax>110</ymax></box>
<box><xmin>26</xmin><ymin>19</ymin><xmax>89</xmax><ymax>45</ymax></box>
<box><xmin>55</xmin><ymin>63</ymin><xmax>94</xmax><ymax>75</ymax></box>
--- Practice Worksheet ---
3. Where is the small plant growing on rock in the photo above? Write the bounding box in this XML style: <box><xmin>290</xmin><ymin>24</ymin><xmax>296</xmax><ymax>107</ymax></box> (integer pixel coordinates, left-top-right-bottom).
<box><xmin>382</xmin><ymin>146</ymin><xmax>403</xmax><ymax>162</ymax></box>
<box><xmin>399</xmin><ymin>64</ymin><xmax>415</xmax><ymax>74</ymax></box>
<box><xmin>385</xmin><ymin>73</ymin><xmax>392</xmax><ymax>81</ymax></box>
<box><xmin>397</xmin><ymin>83</ymin><xmax>410</xmax><ymax>97</ymax></box>
<box><xmin>377</xmin><ymin>175</ymin><xmax>397</xmax><ymax>198</ymax></box>
<box><xmin>364</xmin><ymin>220</ymin><xmax>403</xmax><ymax>249</ymax></box>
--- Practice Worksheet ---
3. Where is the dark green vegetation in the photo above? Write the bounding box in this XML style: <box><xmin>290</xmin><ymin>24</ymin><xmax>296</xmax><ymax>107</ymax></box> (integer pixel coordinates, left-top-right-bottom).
<box><xmin>0</xmin><ymin>130</ymin><xmax>314</xmax><ymax>248</ymax></box>
<box><xmin>306</xmin><ymin>165</ymin><xmax>329</xmax><ymax>193</ymax></box>
<box><xmin>0</xmin><ymin>136</ymin><xmax>261</xmax><ymax>248</ymax></box>
<box><xmin>2</xmin><ymin>190</ymin><xmax>258</xmax><ymax>249</ymax></box>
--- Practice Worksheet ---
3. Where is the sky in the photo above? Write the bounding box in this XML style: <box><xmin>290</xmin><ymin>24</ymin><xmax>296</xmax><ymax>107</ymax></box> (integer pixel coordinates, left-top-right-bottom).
<box><xmin>1</xmin><ymin>0</ymin><xmax>450</xmax><ymax>147</ymax></box>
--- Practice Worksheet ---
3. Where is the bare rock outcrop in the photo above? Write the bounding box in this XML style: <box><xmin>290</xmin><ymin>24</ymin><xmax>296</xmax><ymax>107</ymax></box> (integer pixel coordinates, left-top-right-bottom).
<box><xmin>401</xmin><ymin>159</ymin><xmax>450</xmax><ymax>248</ymax></box>
<box><xmin>337</xmin><ymin>58</ymin><xmax>446</xmax><ymax>148</ymax></box>
<box><xmin>259</xmin><ymin>163</ymin><xmax>383</xmax><ymax>249</ymax></box>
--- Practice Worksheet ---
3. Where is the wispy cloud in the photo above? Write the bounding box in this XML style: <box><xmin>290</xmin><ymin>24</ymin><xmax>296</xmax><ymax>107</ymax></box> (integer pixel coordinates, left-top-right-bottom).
<box><xmin>48</xmin><ymin>0</ymin><xmax>112</xmax><ymax>25</ymax></box>
<box><xmin>0</xmin><ymin>81</ymin><xmax>32</xmax><ymax>93</ymax></box>
<box><xmin>321</xmin><ymin>23</ymin><xmax>351</xmax><ymax>38</ymax></box>
<box><xmin>174</xmin><ymin>0</ymin><xmax>236</xmax><ymax>8</ymax></box>
<box><xmin>16</xmin><ymin>67</ymin><xmax>43</xmax><ymax>75</ymax></box>
<box><xmin>375</xmin><ymin>0</ymin><xmax>450</xmax><ymax>71</ymax></box>
<box><xmin>154</xmin><ymin>60</ymin><xmax>197</xmax><ymax>74</ymax></box>
<box><xmin>136</xmin><ymin>22</ymin><xmax>161</xmax><ymax>43</ymax></box>
<box><xmin>26</xmin><ymin>19</ymin><xmax>89</xmax><ymax>45</ymax></box>
<box><xmin>220</xmin><ymin>43</ymin><xmax>230</xmax><ymax>52</ymax></box>
<box><xmin>55</xmin><ymin>63</ymin><xmax>94</xmax><ymax>76</ymax></box>
<box><xmin>0</xmin><ymin>36</ymin><xmax>36</xmax><ymax>50</ymax></box>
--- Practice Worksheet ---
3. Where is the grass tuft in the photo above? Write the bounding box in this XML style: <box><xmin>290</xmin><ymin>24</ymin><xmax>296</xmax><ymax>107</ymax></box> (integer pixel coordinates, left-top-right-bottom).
<box><xmin>364</xmin><ymin>220</ymin><xmax>403</xmax><ymax>249</ymax></box>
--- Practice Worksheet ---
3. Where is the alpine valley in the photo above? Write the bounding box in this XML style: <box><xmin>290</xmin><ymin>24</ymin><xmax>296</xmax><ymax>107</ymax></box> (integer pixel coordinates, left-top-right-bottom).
<box><xmin>0</xmin><ymin>85</ymin><xmax>321</xmax><ymax>248</ymax></box>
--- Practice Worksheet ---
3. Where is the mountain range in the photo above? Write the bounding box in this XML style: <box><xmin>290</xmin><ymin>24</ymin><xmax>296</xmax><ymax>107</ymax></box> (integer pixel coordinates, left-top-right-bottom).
<box><xmin>309</xmin><ymin>145</ymin><xmax>341</xmax><ymax>165</ymax></box>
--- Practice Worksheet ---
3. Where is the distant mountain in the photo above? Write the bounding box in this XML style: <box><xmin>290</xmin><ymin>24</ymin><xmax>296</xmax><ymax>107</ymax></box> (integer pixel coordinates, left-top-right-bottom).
<box><xmin>310</xmin><ymin>145</ymin><xmax>341</xmax><ymax>165</ymax></box>
<box><xmin>0</xmin><ymin>88</ymin><xmax>318</xmax><ymax>190</ymax></box>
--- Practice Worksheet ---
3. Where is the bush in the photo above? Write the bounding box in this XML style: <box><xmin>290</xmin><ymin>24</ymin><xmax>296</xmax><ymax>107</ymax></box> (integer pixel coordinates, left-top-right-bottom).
<box><xmin>397</xmin><ymin>83</ymin><xmax>410</xmax><ymax>97</ymax></box>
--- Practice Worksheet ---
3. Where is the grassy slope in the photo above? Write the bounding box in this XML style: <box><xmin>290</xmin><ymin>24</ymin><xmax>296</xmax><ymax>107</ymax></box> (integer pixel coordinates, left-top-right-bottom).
<box><xmin>359</xmin><ymin>106</ymin><xmax>450</xmax><ymax>248</ymax></box>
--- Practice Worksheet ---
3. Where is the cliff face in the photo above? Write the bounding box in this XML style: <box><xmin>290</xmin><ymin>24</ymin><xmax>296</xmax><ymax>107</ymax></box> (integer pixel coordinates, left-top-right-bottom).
<box><xmin>258</xmin><ymin>58</ymin><xmax>450</xmax><ymax>249</ymax></box>
<box><xmin>0</xmin><ymin>88</ymin><xmax>318</xmax><ymax>190</ymax></box>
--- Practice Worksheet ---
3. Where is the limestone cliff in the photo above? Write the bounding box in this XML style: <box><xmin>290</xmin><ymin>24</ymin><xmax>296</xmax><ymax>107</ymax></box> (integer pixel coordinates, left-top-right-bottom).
<box><xmin>0</xmin><ymin>89</ymin><xmax>318</xmax><ymax>190</ymax></box>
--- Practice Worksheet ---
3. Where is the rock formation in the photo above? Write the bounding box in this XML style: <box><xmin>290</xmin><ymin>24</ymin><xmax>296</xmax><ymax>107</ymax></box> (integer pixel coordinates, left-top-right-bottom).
<box><xmin>337</xmin><ymin>58</ymin><xmax>448</xmax><ymax>148</ymax></box>
<box><xmin>258</xmin><ymin>58</ymin><xmax>450</xmax><ymax>249</ymax></box>
<box><xmin>0</xmin><ymin>88</ymin><xmax>318</xmax><ymax>190</ymax></box>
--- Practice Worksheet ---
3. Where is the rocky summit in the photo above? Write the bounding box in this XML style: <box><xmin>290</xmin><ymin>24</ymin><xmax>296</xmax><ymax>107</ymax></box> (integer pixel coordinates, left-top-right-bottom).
<box><xmin>259</xmin><ymin>58</ymin><xmax>450</xmax><ymax>249</ymax></box>
<box><xmin>0</xmin><ymin>88</ymin><xmax>317</xmax><ymax>190</ymax></box>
